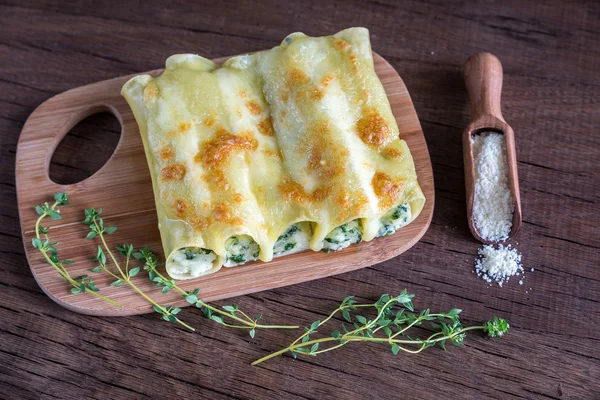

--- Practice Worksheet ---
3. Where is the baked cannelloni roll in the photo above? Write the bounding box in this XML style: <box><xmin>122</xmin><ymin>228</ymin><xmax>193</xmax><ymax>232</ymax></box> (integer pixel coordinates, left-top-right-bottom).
<box><xmin>122</xmin><ymin>27</ymin><xmax>425</xmax><ymax>280</ymax></box>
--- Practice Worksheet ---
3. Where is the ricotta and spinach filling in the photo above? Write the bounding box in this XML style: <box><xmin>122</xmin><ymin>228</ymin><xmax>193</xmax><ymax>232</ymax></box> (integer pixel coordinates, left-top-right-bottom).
<box><xmin>320</xmin><ymin>203</ymin><xmax>412</xmax><ymax>253</ymax></box>
<box><xmin>322</xmin><ymin>220</ymin><xmax>363</xmax><ymax>253</ymax></box>
<box><xmin>224</xmin><ymin>235</ymin><xmax>260</xmax><ymax>267</ymax></box>
<box><xmin>273</xmin><ymin>222</ymin><xmax>312</xmax><ymax>257</ymax></box>
<box><xmin>169</xmin><ymin>247</ymin><xmax>217</xmax><ymax>277</ymax></box>
<box><xmin>376</xmin><ymin>203</ymin><xmax>412</xmax><ymax>237</ymax></box>
<box><xmin>225</xmin><ymin>222</ymin><xmax>313</xmax><ymax>267</ymax></box>
<box><xmin>170</xmin><ymin>203</ymin><xmax>412</xmax><ymax>274</ymax></box>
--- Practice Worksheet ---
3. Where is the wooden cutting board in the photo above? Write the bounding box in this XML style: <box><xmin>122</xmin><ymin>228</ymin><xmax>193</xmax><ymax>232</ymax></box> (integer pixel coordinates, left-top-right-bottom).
<box><xmin>15</xmin><ymin>53</ymin><xmax>434</xmax><ymax>316</ymax></box>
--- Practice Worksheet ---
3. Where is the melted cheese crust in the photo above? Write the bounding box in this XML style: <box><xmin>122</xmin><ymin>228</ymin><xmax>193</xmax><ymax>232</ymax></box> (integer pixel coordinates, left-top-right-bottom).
<box><xmin>122</xmin><ymin>27</ymin><xmax>425</xmax><ymax>280</ymax></box>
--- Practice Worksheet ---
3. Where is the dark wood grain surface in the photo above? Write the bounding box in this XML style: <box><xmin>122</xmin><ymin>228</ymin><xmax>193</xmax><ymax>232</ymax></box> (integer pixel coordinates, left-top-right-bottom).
<box><xmin>1</xmin><ymin>1</ymin><xmax>598</xmax><ymax>399</ymax></box>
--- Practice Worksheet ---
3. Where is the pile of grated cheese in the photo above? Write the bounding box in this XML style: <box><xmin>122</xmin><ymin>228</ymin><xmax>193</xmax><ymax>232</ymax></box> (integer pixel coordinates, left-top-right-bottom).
<box><xmin>475</xmin><ymin>244</ymin><xmax>523</xmax><ymax>287</ymax></box>
<box><xmin>471</xmin><ymin>132</ymin><xmax>514</xmax><ymax>242</ymax></box>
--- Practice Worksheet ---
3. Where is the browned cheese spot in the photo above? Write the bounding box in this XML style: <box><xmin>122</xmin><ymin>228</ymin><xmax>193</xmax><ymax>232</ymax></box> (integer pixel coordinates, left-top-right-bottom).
<box><xmin>215</xmin><ymin>170</ymin><xmax>228</xmax><ymax>189</ymax></box>
<box><xmin>239</xmin><ymin>90</ymin><xmax>247</xmax><ymax>99</ymax></box>
<box><xmin>173</xmin><ymin>199</ymin><xmax>208</xmax><ymax>231</ymax></box>
<box><xmin>159</xmin><ymin>147</ymin><xmax>174</xmax><ymax>161</ymax></box>
<box><xmin>231</xmin><ymin>217</ymin><xmax>245</xmax><ymax>226</ymax></box>
<box><xmin>143</xmin><ymin>83</ymin><xmax>159</xmax><ymax>103</ymax></box>
<box><xmin>351</xmin><ymin>193</ymin><xmax>369</xmax><ymax>215</ymax></box>
<box><xmin>348</xmin><ymin>52</ymin><xmax>360</xmax><ymax>74</ymax></box>
<box><xmin>356</xmin><ymin>109</ymin><xmax>390</xmax><ymax>148</ymax></box>
<box><xmin>334</xmin><ymin>39</ymin><xmax>351</xmax><ymax>51</ymax></box>
<box><xmin>212</xmin><ymin>202</ymin><xmax>231</xmax><ymax>222</ymax></box>
<box><xmin>381</xmin><ymin>146</ymin><xmax>403</xmax><ymax>160</ymax></box>
<box><xmin>279</xmin><ymin>180</ymin><xmax>302</xmax><ymax>203</ymax></box>
<box><xmin>321</xmin><ymin>74</ymin><xmax>334</xmax><ymax>87</ymax></box>
<box><xmin>168</xmin><ymin>121</ymin><xmax>193</xmax><ymax>138</ymax></box>
<box><xmin>304</xmin><ymin>122</ymin><xmax>346</xmax><ymax>179</ymax></box>
<box><xmin>336</xmin><ymin>189</ymin><xmax>351</xmax><ymax>209</ymax></box>
<box><xmin>286</xmin><ymin>68</ymin><xmax>328</xmax><ymax>103</ymax></box>
<box><xmin>262</xmin><ymin>149</ymin><xmax>281</xmax><ymax>160</ymax></box>
<box><xmin>189</xmin><ymin>216</ymin><xmax>209</xmax><ymax>231</ymax></box>
<box><xmin>310</xmin><ymin>87</ymin><xmax>325</xmax><ymax>101</ymax></box>
<box><xmin>287</xmin><ymin>68</ymin><xmax>310</xmax><ymax>87</ymax></box>
<box><xmin>233</xmin><ymin>193</ymin><xmax>244</xmax><ymax>204</ymax></box>
<box><xmin>279</xmin><ymin>178</ymin><xmax>328</xmax><ymax>204</ymax></box>
<box><xmin>336</xmin><ymin>191</ymin><xmax>369</xmax><ymax>222</ymax></box>
<box><xmin>280</xmin><ymin>68</ymin><xmax>310</xmax><ymax>104</ymax></box>
<box><xmin>257</xmin><ymin>117</ymin><xmax>275</xmax><ymax>136</ymax></box>
<box><xmin>194</xmin><ymin>128</ymin><xmax>258</xmax><ymax>169</ymax></box>
<box><xmin>372</xmin><ymin>172</ymin><xmax>405</xmax><ymax>209</ymax></box>
<box><xmin>312</xmin><ymin>187</ymin><xmax>329</xmax><ymax>202</ymax></box>
<box><xmin>174</xmin><ymin>199</ymin><xmax>189</xmax><ymax>219</ymax></box>
<box><xmin>201</xmin><ymin>169</ymin><xmax>228</xmax><ymax>190</ymax></box>
<box><xmin>336</xmin><ymin>209</ymin><xmax>350</xmax><ymax>223</ymax></box>
<box><xmin>246</xmin><ymin>100</ymin><xmax>262</xmax><ymax>115</ymax></box>
<box><xmin>348</xmin><ymin>53</ymin><xmax>358</xmax><ymax>66</ymax></box>
<box><xmin>335</xmin><ymin>191</ymin><xmax>352</xmax><ymax>222</ymax></box>
<box><xmin>160</xmin><ymin>163</ymin><xmax>186</xmax><ymax>181</ymax></box>
<box><xmin>308</xmin><ymin>145</ymin><xmax>323</xmax><ymax>171</ymax></box>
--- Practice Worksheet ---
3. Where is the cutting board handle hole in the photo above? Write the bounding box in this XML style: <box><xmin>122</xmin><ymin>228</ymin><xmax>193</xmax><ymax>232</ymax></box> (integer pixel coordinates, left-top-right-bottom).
<box><xmin>49</xmin><ymin>110</ymin><xmax>122</xmax><ymax>185</ymax></box>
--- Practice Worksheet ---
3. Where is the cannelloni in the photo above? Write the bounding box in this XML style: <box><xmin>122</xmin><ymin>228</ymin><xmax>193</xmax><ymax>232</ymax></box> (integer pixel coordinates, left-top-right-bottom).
<box><xmin>122</xmin><ymin>27</ymin><xmax>425</xmax><ymax>279</ymax></box>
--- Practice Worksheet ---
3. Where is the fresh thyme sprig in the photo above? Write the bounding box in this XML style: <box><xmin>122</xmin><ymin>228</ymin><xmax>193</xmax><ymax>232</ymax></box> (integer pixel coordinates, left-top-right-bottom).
<box><xmin>252</xmin><ymin>291</ymin><xmax>509</xmax><ymax>365</ymax></box>
<box><xmin>32</xmin><ymin>193</ymin><xmax>121</xmax><ymax>307</ymax></box>
<box><xmin>33</xmin><ymin>193</ymin><xmax>510</xmax><ymax>361</ymax></box>
<box><xmin>135</xmin><ymin>246</ymin><xmax>299</xmax><ymax>337</ymax></box>
<box><xmin>82</xmin><ymin>206</ymin><xmax>296</xmax><ymax>334</ymax></box>
<box><xmin>82</xmin><ymin>207</ymin><xmax>194</xmax><ymax>331</ymax></box>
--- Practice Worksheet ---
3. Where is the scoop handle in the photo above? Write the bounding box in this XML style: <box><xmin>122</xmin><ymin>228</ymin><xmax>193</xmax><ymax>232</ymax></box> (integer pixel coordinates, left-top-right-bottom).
<box><xmin>464</xmin><ymin>53</ymin><xmax>505</xmax><ymax>123</ymax></box>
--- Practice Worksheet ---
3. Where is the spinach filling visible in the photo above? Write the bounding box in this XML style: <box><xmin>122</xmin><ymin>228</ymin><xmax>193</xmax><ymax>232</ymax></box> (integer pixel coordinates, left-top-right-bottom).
<box><xmin>184</xmin><ymin>248</ymin><xmax>212</xmax><ymax>260</ymax></box>
<box><xmin>273</xmin><ymin>223</ymin><xmax>311</xmax><ymax>257</ymax></box>
<box><xmin>377</xmin><ymin>203</ymin><xmax>411</xmax><ymax>237</ymax></box>
<box><xmin>224</xmin><ymin>223</ymin><xmax>313</xmax><ymax>267</ymax></box>
<box><xmin>224</xmin><ymin>235</ymin><xmax>260</xmax><ymax>267</ymax></box>
<box><xmin>322</xmin><ymin>220</ymin><xmax>362</xmax><ymax>253</ymax></box>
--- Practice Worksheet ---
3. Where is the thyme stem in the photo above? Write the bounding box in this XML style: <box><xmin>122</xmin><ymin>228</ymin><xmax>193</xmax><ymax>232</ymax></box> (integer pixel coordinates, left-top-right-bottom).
<box><xmin>145</xmin><ymin>259</ymin><xmax>298</xmax><ymax>330</ymax></box>
<box><xmin>91</xmin><ymin>216</ymin><xmax>195</xmax><ymax>332</ymax></box>
<box><xmin>33</xmin><ymin>199</ymin><xmax>121</xmax><ymax>307</ymax></box>
<box><xmin>252</xmin><ymin>292</ymin><xmax>509</xmax><ymax>365</ymax></box>
<box><xmin>253</xmin><ymin>325</ymin><xmax>488</xmax><ymax>365</ymax></box>
<box><xmin>94</xmin><ymin>220</ymin><xmax>126</xmax><ymax>277</ymax></box>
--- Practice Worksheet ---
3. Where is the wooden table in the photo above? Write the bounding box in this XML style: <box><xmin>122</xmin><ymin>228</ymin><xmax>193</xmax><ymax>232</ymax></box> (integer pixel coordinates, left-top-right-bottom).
<box><xmin>1</xmin><ymin>1</ymin><xmax>598</xmax><ymax>399</ymax></box>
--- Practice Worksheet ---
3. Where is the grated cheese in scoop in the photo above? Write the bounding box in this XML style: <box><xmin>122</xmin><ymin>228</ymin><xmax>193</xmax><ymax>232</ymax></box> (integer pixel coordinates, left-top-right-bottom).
<box><xmin>472</xmin><ymin>132</ymin><xmax>514</xmax><ymax>242</ymax></box>
<box><xmin>475</xmin><ymin>244</ymin><xmax>523</xmax><ymax>287</ymax></box>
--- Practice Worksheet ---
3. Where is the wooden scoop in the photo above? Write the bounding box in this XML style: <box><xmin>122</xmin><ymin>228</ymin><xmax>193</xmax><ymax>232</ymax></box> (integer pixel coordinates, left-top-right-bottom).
<box><xmin>463</xmin><ymin>52</ymin><xmax>522</xmax><ymax>244</ymax></box>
